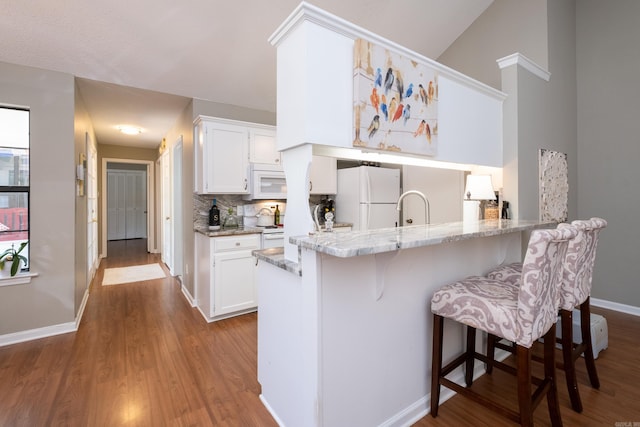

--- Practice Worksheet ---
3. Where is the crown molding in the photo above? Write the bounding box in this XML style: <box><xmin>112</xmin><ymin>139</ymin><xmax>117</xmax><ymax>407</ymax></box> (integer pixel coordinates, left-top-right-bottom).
<box><xmin>497</xmin><ymin>52</ymin><xmax>551</xmax><ymax>82</ymax></box>
<box><xmin>269</xmin><ymin>1</ymin><xmax>506</xmax><ymax>101</ymax></box>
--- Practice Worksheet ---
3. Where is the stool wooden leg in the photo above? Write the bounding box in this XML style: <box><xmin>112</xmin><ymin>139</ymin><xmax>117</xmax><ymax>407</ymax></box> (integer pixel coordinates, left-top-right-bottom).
<box><xmin>465</xmin><ymin>326</ymin><xmax>476</xmax><ymax>386</ymax></box>
<box><xmin>580</xmin><ymin>297</ymin><xmax>600</xmax><ymax>389</ymax></box>
<box><xmin>486</xmin><ymin>333</ymin><xmax>496</xmax><ymax>374</ymax></box>
<box><xmin>516</xmin><ymin>344</ymin><xmax>534</xmax><ymax>427</ymax></box>
<box><xmin>545</xmin><ymin>324</ymin><xmax>563</xmax><ymax>427</ymax></box>
<box><xmin>431</xmin><ymin>314</ymin><xmax>444</xmax><ymax>417</ymax></box>
<box><xmin>561</xmin><ymin>308</ymin><xmax>582</xmax><ymax>413</ymax></box>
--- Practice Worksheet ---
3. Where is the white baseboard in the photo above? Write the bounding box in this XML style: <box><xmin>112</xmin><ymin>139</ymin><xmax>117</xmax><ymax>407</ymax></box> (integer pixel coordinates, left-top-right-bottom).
<box><xmin>259</xmin><ymin>394</ymin><xmax>287</xmax><ymax>427</ymax></box>
<box><xmin>181</xmin><ymin>285</ymin><xmax>196</xmax><ymax>307</ymax></box>
<box><xmin>0</xmin><ymin>288</ymin><xmax>92</xmax><ymax>347</ymax></box>
<box><xmin>0</xmin><ymin>321</ymin><xmax>77</xmax><ymax>347</ymax></box>
<box><xmin>75</xmin><ymin>288</ymin><xmax>90</xmax><ymax>329</ymax></box>
<box><xmin>591</xmin><ymin>298</ymin><xmax>640</xmax><ymax>317</ymax></box>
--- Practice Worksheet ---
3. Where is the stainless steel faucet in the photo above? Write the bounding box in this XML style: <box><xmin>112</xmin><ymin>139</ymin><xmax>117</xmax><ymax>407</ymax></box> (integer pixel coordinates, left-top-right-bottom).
<box><xmin>396</xmin><ymin>190</ymin><xmax>430</xmax><ymax>225</ymax></box>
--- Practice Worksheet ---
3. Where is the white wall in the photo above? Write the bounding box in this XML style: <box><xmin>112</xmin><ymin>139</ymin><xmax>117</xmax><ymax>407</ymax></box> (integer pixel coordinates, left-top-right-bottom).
<box><xmin>271</xmin><ymin>4</ymin><xmax>505</xmax><ymax>169</ymax></box>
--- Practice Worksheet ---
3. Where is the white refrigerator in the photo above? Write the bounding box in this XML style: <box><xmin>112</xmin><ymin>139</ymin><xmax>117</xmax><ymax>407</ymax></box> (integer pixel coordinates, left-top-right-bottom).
<box><xmin>336</xmin><ymin>166</ymin><xmax>401</xmax><ymax>230</ymax></box>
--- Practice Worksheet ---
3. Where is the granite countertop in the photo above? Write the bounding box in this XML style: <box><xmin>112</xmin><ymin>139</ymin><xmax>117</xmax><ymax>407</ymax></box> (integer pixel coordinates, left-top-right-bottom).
<box><xmin>289</xmin><ymin>219</ymin><xmax>554</xmax><ymax>258</ymax></box>
<box><xmin>252</xmin><ymin>247</ymin><xmax>302</xmax><ymax>276</ymax></box>
<box><xmin>194</xmin><ymin>226</ymin><xmax>264</xmax><ymax>237</ymax></box>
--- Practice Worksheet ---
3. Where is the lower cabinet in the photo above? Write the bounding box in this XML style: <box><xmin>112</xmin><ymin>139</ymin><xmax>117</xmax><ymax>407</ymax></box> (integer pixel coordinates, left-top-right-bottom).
<box><xmin>195</xmin><ymin>233</ymin><xmax>260</xmax><ymax>322</ymax></box>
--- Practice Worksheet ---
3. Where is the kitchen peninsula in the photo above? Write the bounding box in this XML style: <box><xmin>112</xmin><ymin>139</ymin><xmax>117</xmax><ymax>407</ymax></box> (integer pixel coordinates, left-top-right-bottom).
<box><xmin>258</xmin><ymin>3</ymin><xmax>517</xmax><ymax>426</ymax></box>
<box><xmin>255</xmin><ymin>219</ymin><xmax>551</xmax><ymax>426</ymax></box>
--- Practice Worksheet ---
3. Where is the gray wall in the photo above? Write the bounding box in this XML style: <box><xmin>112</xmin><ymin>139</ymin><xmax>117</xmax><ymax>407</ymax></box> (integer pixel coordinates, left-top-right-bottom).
<box><xmin>577</xmin><ymin>0</ymin><xmax>640</xmax><ymax>307</ymax></box>
<box><xmin>441</xmin><ymin>0</ymin><xmax>639</xmax><ymax>309</ymax></box>
<box><xmin>439</xmin><ymin>0</ymin><xmax>577</xmax><ymax>221</ymax></box>
<box><xmin>0</xmin><ymin>61</ymin><xmax>77</xmax><ymax>334</ymax></box>
<box><xmin>437</xmin><ymin>0</ymin><xmax>548</xmax><ymax>91</ymax></box>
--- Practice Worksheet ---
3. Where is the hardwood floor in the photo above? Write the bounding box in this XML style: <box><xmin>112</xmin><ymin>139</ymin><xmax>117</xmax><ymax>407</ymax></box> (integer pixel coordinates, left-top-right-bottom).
<box><xmin>0</xmin><ymin>239</ymin><xmax>277</xmax><ymax>426</ymax></box>
<box><xmin>413</xmin><ymin>307</ymin><xmax>640</xmax><ymax>426</ymax></box>
<box><xmin>0</xmin><ymin>238</ymin><xmax>638</xmax><ymax>426</ymax></box>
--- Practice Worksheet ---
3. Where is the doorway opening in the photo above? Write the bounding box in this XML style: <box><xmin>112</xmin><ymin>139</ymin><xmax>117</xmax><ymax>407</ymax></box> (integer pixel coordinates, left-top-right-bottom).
<box><xmin>101</xmin><ymin>158</ymin><xmax>156</xmax><ymax>258</ymax></box>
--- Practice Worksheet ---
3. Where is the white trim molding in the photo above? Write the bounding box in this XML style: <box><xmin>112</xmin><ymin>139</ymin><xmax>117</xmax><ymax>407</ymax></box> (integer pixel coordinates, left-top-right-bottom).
<box><xmin>270</xmin><ymin>1</ymin><xmax>506</xmax><ymax>101</ymax></box>
<box><xmin>591</xmin><ymin>297</ymin><xmax>640</xmax><ymax>317</ymax></box>
<box><xmin>497</xmin><ymin>52</ymin><xmax>551</xmax><ymax>82</ymax></box>
<box><xmin>0</xmin><ymin>321</ymin><xmax>76</xmax><ymax>347</ymax></box>
<box><xmin>0</xmin><ymin>272</ymin><xmax>38</xmax><ymax>287</ymax></box>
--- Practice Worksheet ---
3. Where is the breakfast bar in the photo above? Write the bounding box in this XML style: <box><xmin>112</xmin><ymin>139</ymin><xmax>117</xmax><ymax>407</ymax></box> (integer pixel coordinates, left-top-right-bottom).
<box><xmin>254</xmin><ymin>219</ymin><xmax>552</xmax><ymax>427</ymax></box>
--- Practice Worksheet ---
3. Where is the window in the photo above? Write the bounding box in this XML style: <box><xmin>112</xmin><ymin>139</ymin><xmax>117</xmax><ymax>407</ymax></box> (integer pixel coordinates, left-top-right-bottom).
<box><xmin>0</xmin><ymin>106</ymin><xmax>29</xmax><ymax>272</ymax></box>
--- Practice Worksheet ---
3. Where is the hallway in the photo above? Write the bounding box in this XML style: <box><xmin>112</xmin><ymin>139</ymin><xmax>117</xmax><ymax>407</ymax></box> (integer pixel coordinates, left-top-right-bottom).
<box><xmin>0</xmin><ymin>239</ymin><xmax>277</xmax><ymax>426</ymax></box>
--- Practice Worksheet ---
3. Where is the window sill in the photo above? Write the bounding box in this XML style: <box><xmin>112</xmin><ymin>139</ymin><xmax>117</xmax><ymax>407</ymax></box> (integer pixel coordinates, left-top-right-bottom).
<box><xmin>0</xmin><ymin>272</ymin><xmax>38</xmax><ymax>287</ymax></box>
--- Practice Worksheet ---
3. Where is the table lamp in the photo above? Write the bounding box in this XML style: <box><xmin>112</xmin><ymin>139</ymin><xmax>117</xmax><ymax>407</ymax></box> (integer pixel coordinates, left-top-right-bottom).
<box><xmin>463</xmin><ymin>175</ymin><xmax>496</xmax><ymax>221</ymax></box>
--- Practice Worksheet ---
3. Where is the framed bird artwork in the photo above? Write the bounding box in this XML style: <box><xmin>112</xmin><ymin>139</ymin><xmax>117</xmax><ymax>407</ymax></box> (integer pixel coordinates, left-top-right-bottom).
<box><xmin>353</xmin><ymin>38</ymin><xmax>438</xmax><ymax>156</ymax></box>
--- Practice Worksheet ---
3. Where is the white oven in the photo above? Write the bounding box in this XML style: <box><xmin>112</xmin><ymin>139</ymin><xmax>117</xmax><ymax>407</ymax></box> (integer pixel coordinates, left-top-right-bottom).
<box><xmin>260</xmin><ymin>227</ymin><xmax>285</xmax><ymax>249</ymax></box>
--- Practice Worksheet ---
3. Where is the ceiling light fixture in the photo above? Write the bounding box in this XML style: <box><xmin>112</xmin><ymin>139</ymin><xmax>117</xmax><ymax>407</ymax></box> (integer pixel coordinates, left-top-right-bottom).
<box><xmin>117</xmin><ymin>125</ymin><xmax>143</xmax><ymax>135</ymax></box>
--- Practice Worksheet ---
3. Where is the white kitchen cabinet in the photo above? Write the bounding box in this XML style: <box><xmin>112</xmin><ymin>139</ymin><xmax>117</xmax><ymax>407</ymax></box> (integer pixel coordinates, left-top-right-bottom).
<box><xmin>249</xmin><ymin>126</ymin><xmax>280</xmax><ymax>166</ymax></box>
<box><xmin>309</xmin><ymin>155</ymin><xmax>337</xmax><ymax>195</ymax></box>
<box><xmin>195</xmin><ymin>232</ymin><xmax>260</xmax><ymax>322</ymax></box>
<box><xmin>194</xmin><ymin>116</ymin><xmax>250</xmax><ymax>194</ymax></box>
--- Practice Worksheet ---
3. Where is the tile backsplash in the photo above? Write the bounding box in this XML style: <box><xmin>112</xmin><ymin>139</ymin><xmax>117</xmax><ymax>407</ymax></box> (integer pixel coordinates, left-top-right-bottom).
<box><xmin>193</xmin><ymin>194</ymin><xmax>287</xmax><ymax>229</ymax></box>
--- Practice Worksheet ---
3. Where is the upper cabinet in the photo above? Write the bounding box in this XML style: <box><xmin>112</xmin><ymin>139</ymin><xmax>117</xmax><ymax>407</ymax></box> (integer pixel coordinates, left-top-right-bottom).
<box><xmin>248</xmin><ymin>126</ymin><xmax>279</xmax><ymax>167</ymax></box>
<box><xmin>195</xmin><ymin>117</ymin><xmax>277</xmax><ymax>194</ymax></box>
<box><xmin>194</xmin><ymin>116</ymin><xmax>249</xmax><ymax>194</ymax></box>
<box><xmin>309</xmin><ymin>155</ymin><xmax>337</xmax><ymax>195</ymax></box>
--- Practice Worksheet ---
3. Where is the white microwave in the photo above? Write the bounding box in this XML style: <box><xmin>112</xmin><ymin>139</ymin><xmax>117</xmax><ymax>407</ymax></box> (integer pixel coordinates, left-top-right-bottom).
<box><xmin>244</xmin><ymin>164</ymin><xmax>287</xmax><ymax>200</ymax></box>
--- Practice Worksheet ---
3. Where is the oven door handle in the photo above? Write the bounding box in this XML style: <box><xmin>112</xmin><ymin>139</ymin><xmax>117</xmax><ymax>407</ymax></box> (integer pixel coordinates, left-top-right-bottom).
<box><xmin>263</xmin><ymin>234</ymin><xmax>284</xmax><ymax>240</ymax></box>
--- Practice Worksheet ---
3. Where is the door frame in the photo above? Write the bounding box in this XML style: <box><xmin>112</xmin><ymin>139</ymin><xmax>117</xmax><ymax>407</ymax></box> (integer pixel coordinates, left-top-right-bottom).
<box><xmin>101</xmin><ymin>158</ymin><xmax>156</xmax><ymax>258</ymax></box>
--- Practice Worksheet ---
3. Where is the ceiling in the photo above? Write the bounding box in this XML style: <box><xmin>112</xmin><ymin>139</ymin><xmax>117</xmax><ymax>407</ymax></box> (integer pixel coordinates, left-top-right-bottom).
<box><xmin>1</xmin><ymin>0</ymin><xmax>493</xmax><ymax>149</ymax></box>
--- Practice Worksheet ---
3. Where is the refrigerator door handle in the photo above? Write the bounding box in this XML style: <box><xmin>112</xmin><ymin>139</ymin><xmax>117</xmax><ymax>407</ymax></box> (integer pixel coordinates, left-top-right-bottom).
<box><xmin>365</xmin><ymin>203</ymin><xmax>371</xmax><ymax>230</ymax></box>
<box><xmin>365</xmin><ymin>169</ymin><xmax>372</xmax><ymax>206</ymax></box>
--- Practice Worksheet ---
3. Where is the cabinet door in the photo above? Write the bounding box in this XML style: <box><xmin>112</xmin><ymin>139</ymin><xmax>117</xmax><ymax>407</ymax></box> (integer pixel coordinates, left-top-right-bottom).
<box><xmin>309</xmin><ymin>155</ymin><xmax>337</xmax><ymax>195</ymax></box>
<box><xmin>194</xmin><ymin>121</ymin><xmax>205</xmax><ymax>194</ymax></box>
<box><xmin>249</xmin><ymin>126</ymin><xmax>279</xmax><ymax>166</ymax></box>
<box><xmin>213</xmin><ymin>250</ymin><xmax>257</xmax><ymax>316</ymax></box>
<box><xmin>203</xmin><ymin>122</ymin><xmax>249</xmax><ymax>193</ymax></box>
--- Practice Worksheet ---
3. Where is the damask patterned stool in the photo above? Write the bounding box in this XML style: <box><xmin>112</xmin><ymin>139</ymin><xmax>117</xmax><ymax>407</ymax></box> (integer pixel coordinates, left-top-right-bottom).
<box><xmin>486</xmin><ymin>218</ymin><xmax>607</xmax><ymax>413</ymax></box>
<box><xmin>430</xmin><ymin>226</ymin><xmax>577</xmax><ymax>427</ymax></box>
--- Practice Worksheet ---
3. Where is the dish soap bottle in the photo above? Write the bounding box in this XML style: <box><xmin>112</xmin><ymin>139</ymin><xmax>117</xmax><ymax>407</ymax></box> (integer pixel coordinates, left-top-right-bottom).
<box><xmin>209</xmin><ymin>199</ymin><xmax>220</xmax><ymax>230</ymax></box>
<box><xmin>274</xmin><ymin>204</ymin><xmax>280</xmax><ymax>226</ymax></box>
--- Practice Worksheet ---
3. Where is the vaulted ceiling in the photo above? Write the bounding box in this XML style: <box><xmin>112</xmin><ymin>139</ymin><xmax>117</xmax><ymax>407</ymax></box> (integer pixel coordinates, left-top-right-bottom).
<box><xmin>1</xmin><ymin>0</ymin><xmax>493</xmax><ymax>148</ymax></box>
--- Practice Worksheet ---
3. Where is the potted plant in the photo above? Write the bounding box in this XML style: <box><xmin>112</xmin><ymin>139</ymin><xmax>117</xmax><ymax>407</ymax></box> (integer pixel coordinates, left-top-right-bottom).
<box><xmin>0</xmin><ymin>241</ymin><xmax>28</xmax><ymax>277</ymax></box>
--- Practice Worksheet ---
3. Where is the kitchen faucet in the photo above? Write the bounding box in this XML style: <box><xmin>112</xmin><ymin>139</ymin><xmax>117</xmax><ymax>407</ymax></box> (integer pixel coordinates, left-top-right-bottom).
<box><xmin>396</xmin><ymin>190</ymin><xmax>430</xmax><ymax>225</ymax></box>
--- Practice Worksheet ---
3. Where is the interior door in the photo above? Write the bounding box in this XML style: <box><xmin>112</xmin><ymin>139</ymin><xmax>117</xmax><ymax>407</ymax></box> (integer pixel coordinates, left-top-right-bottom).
<box><xmin>87</xmin><ymin>138</ymin><xmax>98</xmax><ymax>279</ymax></box>
<box><xmin>125</xmin><ymin>170</ymin><xmax>147</xmax><ymax>239</ymax></box>
<box><xmin>107</xmin><ymin>171</ymin><xmax>126</xmax><ymax>240</ymax></box>
<box><xmin>161</xmin><ymin>151</ymin><xmax>173</xmax><ymax>273</ymax></box>
<box><xmin>172</xmin><ymin>138</ymin><xmax>183</xmax><ymax>277</ymax></box>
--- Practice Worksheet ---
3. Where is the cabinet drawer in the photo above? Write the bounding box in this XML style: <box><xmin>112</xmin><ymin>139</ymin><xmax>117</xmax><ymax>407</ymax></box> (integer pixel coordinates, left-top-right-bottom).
<box><xmin>213</xmin><ymin>234</ymin><xmax>260</xmax><ymax>252</ymax></box>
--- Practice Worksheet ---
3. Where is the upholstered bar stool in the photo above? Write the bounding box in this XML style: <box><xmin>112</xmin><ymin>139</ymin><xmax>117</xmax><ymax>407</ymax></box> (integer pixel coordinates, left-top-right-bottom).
<box><xmin>430</xmin><ymin>226</ymin><xmax>577</xmax><ymax>427</ymax></box>
<box><xmin>486</xmin><ymin>218</ymin><xmax>607</xmax><ymax>413</ymax></box>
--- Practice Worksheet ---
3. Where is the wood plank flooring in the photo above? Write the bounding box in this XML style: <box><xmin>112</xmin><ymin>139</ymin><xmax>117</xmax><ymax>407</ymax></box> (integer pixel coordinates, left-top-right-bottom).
<box><xmin>0</xmin><ymin>238</ymin><xmax>638</xmax><ymax>426</ymax></box>
<box><xmin>0</xmin><ymin>239</ymin><xmax>277</xmax><ymax>426</ymax></box>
